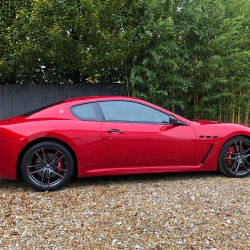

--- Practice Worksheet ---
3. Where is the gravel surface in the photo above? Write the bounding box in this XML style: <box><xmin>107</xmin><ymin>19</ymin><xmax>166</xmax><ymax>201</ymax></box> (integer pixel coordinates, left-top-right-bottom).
<box><xmin>0</xmin><ymin>172</ymin><xmax>249</xmax><ymax>249</ymax></box>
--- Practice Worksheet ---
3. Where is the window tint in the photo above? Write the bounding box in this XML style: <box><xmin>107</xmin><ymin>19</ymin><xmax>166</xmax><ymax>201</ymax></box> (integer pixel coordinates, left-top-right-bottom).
<box><xmin>99</xmin><ymin>101</ymin><xmax>169</xmax><ymax>124</ymax></box>
<box><xmin>71</xmin><ymin>103</ymin><xmax>101</xmax><ymax>120</ymax></box>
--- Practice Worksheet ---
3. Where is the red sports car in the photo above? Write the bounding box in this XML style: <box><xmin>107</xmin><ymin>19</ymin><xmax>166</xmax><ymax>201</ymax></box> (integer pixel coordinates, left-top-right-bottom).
<box><xmin>0</xmin><ymin>96</ymin><xmax>249</xmax><ymax>191</ymax></box>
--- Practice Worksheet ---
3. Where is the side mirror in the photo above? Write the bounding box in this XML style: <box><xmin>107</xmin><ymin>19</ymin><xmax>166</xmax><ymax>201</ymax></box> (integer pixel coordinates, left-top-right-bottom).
<box><xmin>169</xmin><ymin>115</ymin><xmax>178</xmax><ymax>125</ymax></box>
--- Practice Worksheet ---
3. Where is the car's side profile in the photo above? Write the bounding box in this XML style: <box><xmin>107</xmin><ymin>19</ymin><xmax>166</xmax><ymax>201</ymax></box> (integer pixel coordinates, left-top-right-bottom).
<box><xmin>0</xmin><ymin>96</ymin><xmax>249</xmax><ymax>191</ymax></box>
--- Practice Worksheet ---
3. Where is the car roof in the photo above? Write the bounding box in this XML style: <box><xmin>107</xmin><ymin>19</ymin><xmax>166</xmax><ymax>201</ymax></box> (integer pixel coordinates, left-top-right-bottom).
<box><xmin>22</xmin><ymin>96</ymin><xmax>147</xmax><ymax>118</ymax></box>
<box><xmin>64</xmin><ymin>95</ymin><xmax>141</xmax><ymax>104</ymax></box>
<box><xmin>20</xmin><ymin>95</ymin><xmax>191</xmax><ymax>125</ymax></box>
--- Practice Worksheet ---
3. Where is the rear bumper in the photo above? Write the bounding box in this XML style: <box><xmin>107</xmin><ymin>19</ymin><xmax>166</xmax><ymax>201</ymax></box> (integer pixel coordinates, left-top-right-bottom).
<box><xmin>0</xmin><ymin>138</ymin><xmax>24</xmax><ymax>180</ymax></box>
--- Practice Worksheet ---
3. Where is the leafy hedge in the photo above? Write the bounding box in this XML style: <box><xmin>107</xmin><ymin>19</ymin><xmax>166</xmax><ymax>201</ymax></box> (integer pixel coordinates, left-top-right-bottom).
<box><xmin>1</xmin><ymin>0</ymin><xmax>250</xmax><ymax>123</ymax></box>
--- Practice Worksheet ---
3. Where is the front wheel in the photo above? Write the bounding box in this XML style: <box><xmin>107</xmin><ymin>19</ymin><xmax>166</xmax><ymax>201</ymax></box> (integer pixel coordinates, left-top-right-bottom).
<box><xmin>21</xmin><ymin>141</ymin><xmax>74</xmax><ymax>191</ymax></box>
<box><xmin>218</xmin><ymin>136</ymin><xmax>250</xmax><ymax>177</ymax></box>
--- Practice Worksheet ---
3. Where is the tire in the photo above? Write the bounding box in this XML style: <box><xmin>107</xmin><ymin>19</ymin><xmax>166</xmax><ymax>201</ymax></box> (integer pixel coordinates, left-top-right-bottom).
<box><xmin>218</xmin><ymin>136</ymin><xmax>250</xmax><ymax>177</ymax></box>
<box><xmin>21</xmin><ymin>141</ymin><xmax>74</xmax><ymax>191</ymax></box>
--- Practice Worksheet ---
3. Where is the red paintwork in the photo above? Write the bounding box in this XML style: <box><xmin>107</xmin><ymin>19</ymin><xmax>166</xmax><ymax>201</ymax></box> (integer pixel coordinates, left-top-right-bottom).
<box><xmin>1</xmin><ymin>96</ymin><xmax>250</xmax><ymax>181</ymax></box>
<box><xmin>101</xmin><ymin>122</ymin><xmax>196</xmax><ymax>166</ymax></box>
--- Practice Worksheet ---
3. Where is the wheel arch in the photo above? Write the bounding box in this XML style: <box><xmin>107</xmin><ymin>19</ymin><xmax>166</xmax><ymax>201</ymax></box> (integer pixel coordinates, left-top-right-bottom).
<box><xmin>16</xmin><ymin>137</ymin><xmax>78</xmax><ymax>180</ymax></box>
<box><xmin>219</xmin><ymin>134</ymin><xmax>250</xmax><ymax>150</ymax></box>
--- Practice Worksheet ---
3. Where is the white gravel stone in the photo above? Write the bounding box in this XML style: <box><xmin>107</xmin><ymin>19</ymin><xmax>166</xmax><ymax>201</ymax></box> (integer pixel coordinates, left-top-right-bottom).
<box><xmin>0</xmin><ymin>172</ymin><xmax>249</xmax><ymax>249</ymax></box>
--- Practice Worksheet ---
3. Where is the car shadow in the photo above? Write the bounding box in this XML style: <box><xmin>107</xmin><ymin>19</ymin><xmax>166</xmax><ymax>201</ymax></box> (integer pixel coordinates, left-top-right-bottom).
<box><xmin>1</xmin><ymin>171</ymin><xmax>248</xmax><ymax>192</ymax></box>
<box><xmin>67</xmin><ymin>171</ymin><xmax>220</xmax><ymax>189</ymax></box>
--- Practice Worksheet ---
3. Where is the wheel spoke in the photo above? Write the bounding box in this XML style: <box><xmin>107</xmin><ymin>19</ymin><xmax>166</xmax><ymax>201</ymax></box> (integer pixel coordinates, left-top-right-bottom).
<box><xmin>50</xmin><ymin>169</ymin><xmax>65</xmax><ymax>179</ymax></box>
<box><xmin>41</xmin><ymin>148</ymin><xmax>49</xmax><ymax>161</ymax></box>
<box><xmin>239</xmin><ymin>140</ymin><xmax>243</xmax><ymax>154</ymax></box>
<box><xmin>48</xmin><ymin>150</ymin><xmax>60</xmax><ymax>162</ymax></box>
<box><xmin>225</xmin><ymin>151</ymin><xmax>237</xmax><ymax>156</ymax></box>
<box><xmin>53</xmin><ymin>165</ymin><xmax>68</xmax><ymax>173</ymax></box>
<box><xmin>243</xmin><ymin>148</ymin><xmax>250</xmax><ymax>154</ymax></box>
<box><xmin>27</xmin><ymin>163</ymin><xmax>43</xmax><ymax>168</ymax></box>
<box><xmin>243</xmin><ymin>158</ymin><xmax>250</xmax><ymax>166</ymax></box>
<box><xmin>230</xmin><ymin>161</ymin><xmax>237</xmax><ymax>171</ymax></box>
<box><xmin>29</xmin><ymin>168</ymin><xmax>44</xmax><ymax>175</ymax></box>
<box><xmin>234</xmin><ymin>162</ymin><xmax>241</xmax><ymax>173</ymax></box>
<box><xmin>47</xmin><ymin>170</ymin><xmax>51</xmax><ymax>187</ymax></box>
<box><xmin>234</xmin><ymin>141</ymin><xmax>239</xmax><ymax>153</ymax></box>
<box><xmin>53</xmin><ymin>155</ymin><xmax>65</xmax><ymax>164</ymax></box>
<box><xmin>241</xmin><ymin>162</ymin><xmax>250</xmax><ymax>172</ymax></box>
<box><xmin>35</xmin><ymin>150</ymin><xmax>43</xmax><ymax>162</ymax></box>
<box><xmin>40</xmin><ymin>171</ymin><xmax>46</xmax><ymax>185</ymax></box>
<box><xmin>225</xmin><ymin>156</ymin><xmax>237</xmax><ymax>160</ymax></box>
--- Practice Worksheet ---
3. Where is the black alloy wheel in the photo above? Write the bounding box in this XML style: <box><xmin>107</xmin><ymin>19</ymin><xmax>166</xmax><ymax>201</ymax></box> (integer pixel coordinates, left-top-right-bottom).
<box><xmin>21</xmin><ymin>141</ymin><xmax>74</xmax><ymax>191</ymax></box>
<box><xmin>218</xmin><ymin>136</ymin><xmax>250</xmax><ymax>177</ymax></box>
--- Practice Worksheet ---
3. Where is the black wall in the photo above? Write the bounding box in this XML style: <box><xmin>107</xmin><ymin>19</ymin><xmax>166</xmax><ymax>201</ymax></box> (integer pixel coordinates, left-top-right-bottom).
<box><xmin>0</xmin><ymin>84</ymin><xmax>125</xmax><ymax>119</ymax></box>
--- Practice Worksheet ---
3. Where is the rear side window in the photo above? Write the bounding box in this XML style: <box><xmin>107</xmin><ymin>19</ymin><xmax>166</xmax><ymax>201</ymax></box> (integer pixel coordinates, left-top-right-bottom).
<box><xmin>22</xmin><ymin>101</ymin><xmax>64</xmax><ymax>116</ymax></box>
<box><xmin>71</xmin><ymin>103</ymin><xmax>103</xmax><ymax>121</ymax></box>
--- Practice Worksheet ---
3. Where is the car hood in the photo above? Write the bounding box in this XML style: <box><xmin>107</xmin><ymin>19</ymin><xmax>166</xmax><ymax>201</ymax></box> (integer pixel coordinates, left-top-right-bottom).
<box><xmin>193</xmin><ymin>119</ymin><xmax>222</xmax><ymax>125</ymax></box>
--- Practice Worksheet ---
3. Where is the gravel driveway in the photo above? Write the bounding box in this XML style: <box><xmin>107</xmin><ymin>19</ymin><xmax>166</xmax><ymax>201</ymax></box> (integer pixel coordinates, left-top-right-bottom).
<box><xmin>0</xmin><ymin>172</ymin><xmax>249</xmax><ymax>249</ymax></box>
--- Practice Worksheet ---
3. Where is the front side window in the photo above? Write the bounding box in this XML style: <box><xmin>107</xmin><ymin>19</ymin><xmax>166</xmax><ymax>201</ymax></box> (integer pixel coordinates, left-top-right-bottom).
<box><xmin>99</xmin><ymin>101</ymin><xmax>169</xmax><ymax>124</ymax></box>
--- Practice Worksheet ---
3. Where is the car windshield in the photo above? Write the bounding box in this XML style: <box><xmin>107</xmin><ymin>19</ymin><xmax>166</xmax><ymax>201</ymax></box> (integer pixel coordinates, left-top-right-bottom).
<box><xmin>22</xmin><ymin>101</ymin><xmax>64</xmax><ymax>116</ymax></box>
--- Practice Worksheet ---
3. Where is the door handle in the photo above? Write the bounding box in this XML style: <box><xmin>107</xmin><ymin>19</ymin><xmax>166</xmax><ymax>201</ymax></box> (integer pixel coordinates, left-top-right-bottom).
<box><xmin>107</xmin><ymin>129</ymin><xmax>123</xmax><ymax>133</ymax></box>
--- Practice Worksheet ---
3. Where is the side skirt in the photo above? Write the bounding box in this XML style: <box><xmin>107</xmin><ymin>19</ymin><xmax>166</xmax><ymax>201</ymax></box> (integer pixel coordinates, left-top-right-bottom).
<box><xmin>79</xmin><ymin>164</ymin><xmax>215</xmax><ymax>178</ymax></box>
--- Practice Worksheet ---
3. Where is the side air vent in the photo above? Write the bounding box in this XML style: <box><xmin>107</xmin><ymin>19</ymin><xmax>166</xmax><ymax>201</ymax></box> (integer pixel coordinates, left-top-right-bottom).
<box><xmin>199</xmin><ymin>135</ymin><xmax>218</xmax><ymax>139</ymax></box>
<box><xmin>201</xmin><ymin>145</ymin><xmax>213</xmax><ymax>163</ymax></box>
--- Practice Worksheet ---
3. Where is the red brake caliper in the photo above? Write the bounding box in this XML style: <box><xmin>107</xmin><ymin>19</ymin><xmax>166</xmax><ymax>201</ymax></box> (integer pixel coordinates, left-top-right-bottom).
<box><xmin>226</xmin><ymin>146</ymin><xmax>235</xmax><ymax>164</ymax></box>
<box><xmin>57</xmin><ymin>159</ymin><xmax>63</xmax><ymax>173</ymax></box>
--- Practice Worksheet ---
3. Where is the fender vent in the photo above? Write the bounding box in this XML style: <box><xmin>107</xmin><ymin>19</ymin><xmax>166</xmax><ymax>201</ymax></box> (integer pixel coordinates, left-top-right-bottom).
<box><xmin>201</xmin><ymin>145</ymin><xmax>213</xmax><ymax>163</ymax></box>
<box><xmin>199</xmin><ymin>135</ymin><xmax>218</xmax><ymax>139</ymax></box>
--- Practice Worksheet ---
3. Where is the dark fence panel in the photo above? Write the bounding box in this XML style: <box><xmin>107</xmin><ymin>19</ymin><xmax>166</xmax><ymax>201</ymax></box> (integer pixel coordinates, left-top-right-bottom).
<box><xmin>0</xmin><ymin>84</ymin><xmax>125</xmax><ymax>119</ymax></box>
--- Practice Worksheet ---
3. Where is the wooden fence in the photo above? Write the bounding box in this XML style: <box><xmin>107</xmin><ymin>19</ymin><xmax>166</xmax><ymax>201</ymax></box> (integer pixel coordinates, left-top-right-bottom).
<box><xmin>0</xmin><ymin>84</ymin><xmax>125</xmax><ymax>119</ymax></box>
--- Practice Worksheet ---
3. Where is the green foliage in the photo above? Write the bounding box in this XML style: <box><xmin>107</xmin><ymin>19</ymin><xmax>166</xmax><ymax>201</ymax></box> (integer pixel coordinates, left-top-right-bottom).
<box><xmin>130</xmin><ymin>0</ymin><xmax>189</xmax><ymax>111</ymax></box>
<box><xmin>0</xmin><ymin>0</ymin><xmax>147</xmax><ymax>84</ymax></box>
<box><xmin>1</xmin><ymin>0</ymin><xmax>250</xmax><ymax>123</ymax></box>
<box><xmin>130</xmin><ymin>0</ymin><xmax>250</xmax><ymax>122</ymax></box>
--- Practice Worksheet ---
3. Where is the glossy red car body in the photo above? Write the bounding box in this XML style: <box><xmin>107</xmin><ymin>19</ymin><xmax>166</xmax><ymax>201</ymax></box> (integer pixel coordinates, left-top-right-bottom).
<box><xmin>0</xmin><ymin>96</ymin><xmax>250</xmax><ymax>190</ymax></box>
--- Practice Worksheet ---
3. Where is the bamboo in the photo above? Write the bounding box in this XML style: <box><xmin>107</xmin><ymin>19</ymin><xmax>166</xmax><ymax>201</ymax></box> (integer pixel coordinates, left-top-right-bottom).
<box><xmin>244</xmin><ymin>93</ymin><xmax>250</xmax><ymax>125</ymax></box>
<box><xmin>219</xmin><ymin>103</ymin><xmax>222</xmax><ymax>122</ymax></box>
<box><xmin>245</xmin><ymin>110</ymin><xmax>249</xmax><ymax>125</ymax></box>
<box><xmin>219</xmin><ymin>85</ymin><xmax>222</xmax><ymax>122</ymax></box>
<box><xmin>237</xmin><ymin>108</ymin><xmax>240</xmax><ymax>124</ymax></box>
<box><xmin>237</xmin><ymin>90</ymin><xmax>242</xmax><ymax>124</ymax></box>
<box><xmin>231</xmin><ymin>97</ymin><xmax>235</xmax><ymax>124</ymax></box>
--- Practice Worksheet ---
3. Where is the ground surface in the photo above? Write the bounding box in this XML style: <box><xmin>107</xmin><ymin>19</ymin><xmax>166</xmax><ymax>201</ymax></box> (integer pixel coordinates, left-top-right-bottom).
<box><xmin>0</xmin><ymin>172</ymin><xmax>249</xmax><ymax>249</ymax></box>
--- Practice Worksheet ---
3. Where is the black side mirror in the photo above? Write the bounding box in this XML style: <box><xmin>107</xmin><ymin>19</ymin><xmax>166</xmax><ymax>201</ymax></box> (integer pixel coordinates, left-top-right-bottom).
<box><xmin>169</xmin><ymin>115</ymin><xmax>178</xmax><ymax>125</ymax></box>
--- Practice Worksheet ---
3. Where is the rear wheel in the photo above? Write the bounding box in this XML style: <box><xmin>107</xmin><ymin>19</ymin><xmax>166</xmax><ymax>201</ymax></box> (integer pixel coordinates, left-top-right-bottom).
<box><xmin>21</xmin><ymin>141</ymin><xmax>74</xmax><ymax>191</ymax></box>
<box><xmin>218</xmin><ymin>136</ymin><xmax>250</xmax><ymax>177</ymax></box>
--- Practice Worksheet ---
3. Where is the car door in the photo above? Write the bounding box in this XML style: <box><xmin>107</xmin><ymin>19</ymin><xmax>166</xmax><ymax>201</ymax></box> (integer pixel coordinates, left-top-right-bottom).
<box><xmin>70</xmin><ymin>102</ymin><xmax>114</xmax><ymax>169</ymax></box>
<box><xmin>99</xmin><ymin>101</ymin><xmax>197</xmax><ymax>167</ymax></box>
